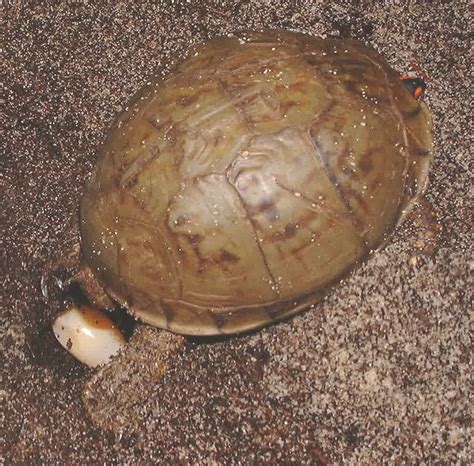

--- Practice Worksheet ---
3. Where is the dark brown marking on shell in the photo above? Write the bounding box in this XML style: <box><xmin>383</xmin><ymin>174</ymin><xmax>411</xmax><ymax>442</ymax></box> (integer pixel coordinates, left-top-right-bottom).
<box><xmin>164</xmin><ymin>177</ymin><xmax>247</xmax><ymax>286</ymax></box>
<box><xmin>179</xmin><ymin>93</ymin><xmax>200</xmax><ymax>107</ymax></box>
<box><xmin>343</xmin><ymin>79</ymin><xmax>358</xmax><ymax>94</ymax></box>
<box><xmin>187</xmin><ymin>233</ymin><xmax>204</xmax><ymax>246</ymax></box>
<box><xmin>161</xmin><ymin>301</ymin><xmax>173</xmax><ymax>330</ymax></box>
<box><xmin>279</xmin><ymin>99</ymin><xmax>299</xmax><ymax>117</ymax></box>
<box><xmin>289</xmin><ymin>81</ymin><xmax>309</xmax><ymax>94</ymax></box>
<box><xmin>254</xmin><ymin>198</ymin><xmax>280</xmax><ymax>222</ymax></box>
<box><xmin>358</xmin><ymin>149</ymin><xmax>375</xmax><ymax>175</ymax></box>
<box><xmin>310</xmin><ymin>134</ymin><xmax>369</xmax><ymax>252</ymax></box>
<box><xmin>176</xmin><ymin>246</ymin><xmax>186</xmax><ymax>261</ymax></box>
<box><xmin>341</xmin><ymin>161</ymin><xmax>360</xmax><ymax>181</ymax></box>
<box><xmin>263</xmin><ymin>298</ymin><xmax>299</xmax><ymax>321</ymax></box>
<box><xmin>183</xmin><ymin>233</ymin><xmax>212</xmax><ymax>273</ymax></box>
<box><xmin>328</xmin><ymin>56</ymin><xmax>372</xmax><ymax>69</ymax></box>
<box><xmin>219</xmin><ymin>249</ymin><xmax>240</xmax><ymax>264</ymax></box>
<box><xmin>119</xmin><ymin>141</ymin><xmax>162</xmax><ymax>189</ymax></box>
<box><xmin>225</xmin><ymin>178</ymin><xmax>280</xmax><ymax>296</ymax></box>
<box><xmin>125</xmin><ymin>191</ymin><xmax>156</xmax><ymax>221</ymax></box>
<box><xmin>289</xmin><ymin>230</ymin><xmax>319</xmax><ymax>257</ymax></box>
<box><xmin>271</xmin><ymin>223</ymin><xmax>298</xmax><ymax>242</ymax></box>
<box><xmin>301</xmin><ymin>54</ymin><xmax>323</xmax><ymax>67</ymax></box>
<box><xmin>411</xmin><ymin>146</ymin><xmax>431</xmax><ymax>157</ymax></box>
<box><xmin>402</xmin><ymin>106</ymin><xmax>422</xmax><ymax>119</ymax></box>
<box><xmin>217</xmin><ymin>76</ymin><xmax>282</xmax><ymax>124</ymax></box>
<box><xmin>298</xmin><ymin>208</ymin><xmax>323</xmax><ymax>229</ymax></box>
<box><xmin>169</xmin><ymin>231</ymin><xmax>205</xmax><ymax>270</ymax></box>
<box><xmin>368</xmin><ymin>174</ymin><xmax>383</xmax><ymax>193</ymax></box>
<box><xmin>216</xmin><ymin>285</ymin><xmax>325</xmax><ymax>323</ymax></box>
<box><xmin>346</xmin><ymin>187</ymin><xmax>371</xmax><ymax>216</ymax></box>
<box><xmin>308</xmin><ymin>99</ymin><xmax>336</xmax><ymax>129</ymax></box>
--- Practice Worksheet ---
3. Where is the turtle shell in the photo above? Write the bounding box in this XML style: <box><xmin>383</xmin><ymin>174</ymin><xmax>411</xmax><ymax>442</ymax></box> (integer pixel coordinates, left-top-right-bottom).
<box><xmin>80</xmin><ymin>30</ymin><xmax>433</xmax><ymax>335</ymax></box>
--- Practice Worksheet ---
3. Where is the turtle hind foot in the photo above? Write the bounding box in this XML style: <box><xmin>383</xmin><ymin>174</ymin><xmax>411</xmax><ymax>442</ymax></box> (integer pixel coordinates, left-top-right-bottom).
<box><xmin>41</xmin><ymin>242</ymin><xmax>115</xmax><ymax>309</ymax></box>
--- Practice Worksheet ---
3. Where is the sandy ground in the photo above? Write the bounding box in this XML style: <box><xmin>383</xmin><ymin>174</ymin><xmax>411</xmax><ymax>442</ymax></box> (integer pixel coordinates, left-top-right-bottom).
<box><xmin>2</xmin><ymin>1</ymin><xmax>472</xmax><ymax>464</ymax></box>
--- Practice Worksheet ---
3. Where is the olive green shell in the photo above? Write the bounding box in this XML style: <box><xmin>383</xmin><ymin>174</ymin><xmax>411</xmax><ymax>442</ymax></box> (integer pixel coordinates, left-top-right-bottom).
<box><xmin>80</xmin><ymin>30</ymin><xmax>433</xmax><ymax>335</ymax></box>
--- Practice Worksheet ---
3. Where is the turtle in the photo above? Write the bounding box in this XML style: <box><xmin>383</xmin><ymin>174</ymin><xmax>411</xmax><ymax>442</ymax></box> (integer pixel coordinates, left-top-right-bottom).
<box><xmin>48</xmin><ymin>29</ymin><xmax>433</xmax><ymax>370</ymax></box>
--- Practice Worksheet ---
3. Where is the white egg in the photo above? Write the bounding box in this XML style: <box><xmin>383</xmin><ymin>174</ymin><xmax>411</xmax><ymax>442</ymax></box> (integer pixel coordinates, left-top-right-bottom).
<box><xmin>52</xmin><ymin>306</ymin><xmax>126</xmax><ymax>368</ymax></box>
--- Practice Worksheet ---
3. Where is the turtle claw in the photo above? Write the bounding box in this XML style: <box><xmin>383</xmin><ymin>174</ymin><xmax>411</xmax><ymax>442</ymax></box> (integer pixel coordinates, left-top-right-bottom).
<box><xmin>40</xmin><ymin>273</ymin><xmax>49</xmax><ymax>300</ymax></box>
<box><xmin>40</xmin><ymin>263</ymin><xmax>73</xmax><ymax>301</ymax></box>
<box><xmin>41</xmin><ymin>242</ymin><xmax>81</xmax><ymax>300</ymax></box>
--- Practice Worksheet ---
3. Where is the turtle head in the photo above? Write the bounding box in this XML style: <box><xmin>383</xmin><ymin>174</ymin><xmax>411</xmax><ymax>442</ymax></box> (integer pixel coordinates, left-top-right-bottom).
<box><xmin>401</xmin><ymin>76</ymin><xmax>426</xmax><ymax>100</ymax></box>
